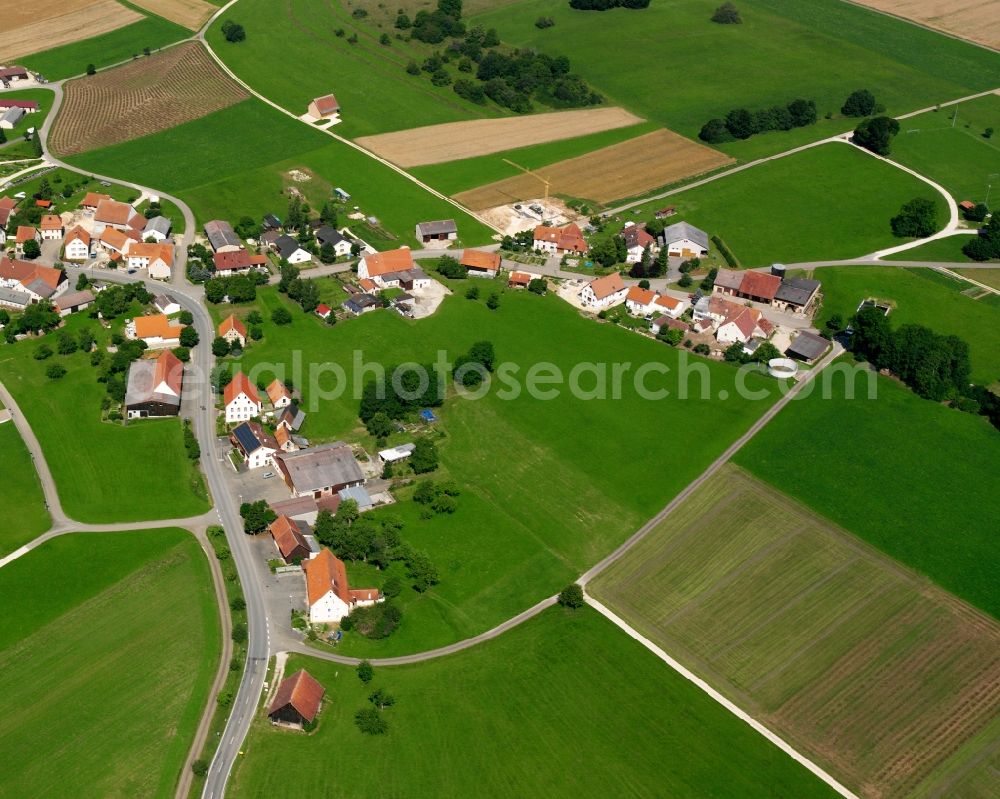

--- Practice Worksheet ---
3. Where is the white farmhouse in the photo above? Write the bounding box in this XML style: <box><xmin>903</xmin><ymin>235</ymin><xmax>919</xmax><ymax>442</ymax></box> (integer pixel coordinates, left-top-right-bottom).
<box><xmin>662</xmin><ymin>221</ymin><xmax>710</xmax><ymax>259</ymax></box>
<box><xmin>303</xmin><ymin>548</ymin><xmax>382</xmax><ymax>624</ymax></box>
<box><xmin>224</xmin><ymin>372</ymin><xmax>262</xmax><ymax>424</ymax></box>
<box><xmin>580</xmin><ymin>272</ymin><xmax>627</xmax><ymax>310</ymax></box>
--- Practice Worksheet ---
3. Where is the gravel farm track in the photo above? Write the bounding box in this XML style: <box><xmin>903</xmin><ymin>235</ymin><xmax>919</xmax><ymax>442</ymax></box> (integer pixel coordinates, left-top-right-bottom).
<box><xmin>47</xmin><ymin>42</ymin><xmax>249</xmax><ymax>157</ymax></box>
<box><xmin>355</xmin><ymin>106</ymin><xmax>644</xmax><ymax>167</ymax></box>
<box><xmin>454</xmin><ymin>127</ymin><xmax>735</xmax><ymax>208</ymax></box>
<box><xmin>0</xmin><ymin>0</ymin><xmax>142</xmax><ymax>63</ymax></box>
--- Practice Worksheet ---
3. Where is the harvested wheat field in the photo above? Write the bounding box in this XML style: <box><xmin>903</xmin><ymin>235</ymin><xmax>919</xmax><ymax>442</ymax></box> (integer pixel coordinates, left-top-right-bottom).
<box><xmin>0</xmin><ymin>0</ymin><xmax>142</xmax><ymax>64</ymax></box>
<box><xmin>356</xmin><ymin>107</ymin><xmax>643</xmax><ymax>167</ymax></box>
<box><xmin>129</xmin><ymin>0</ymin><xmax>216</xmax><ymax>30</ymax></box>
<box><xmin>590</xmin><ymin>465</ymin><xmax>1000</xmax><ymax>799</ymax></box>
<box><xmin>455</xmin><ymin>129</ymin><xmax>733</xmax><ymax>209</ymax></box>
<box><xmin>49</xmin><ymin>42</ymin><xmax>249</xmax><ymax>157</ymax></box>
<box><xmin>852</xmin><ymin>0</ymin><xmax>1000</xmax><ymax>50</ymax></box>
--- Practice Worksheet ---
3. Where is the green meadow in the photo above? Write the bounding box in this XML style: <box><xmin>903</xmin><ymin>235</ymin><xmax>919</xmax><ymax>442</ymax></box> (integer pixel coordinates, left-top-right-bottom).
<box><xmin>0</xmin><ymin>421</ymin><xmax>50</xmax><ymax>556</ymax></box>
<box><xmin>0</xmin><ymin>312</ymin><xmax>209</xmax><ymax>524</ymax></box>
<box><xmin>885</xmin><ymin>234</ymin><xmax>985</xmax><ymax>263</ymax></box>
<box><xmin>735</xmin><ymin>365</ymin><xmax>1000</xmax><ymax>620</ymax></box>
<box><xmin>804</xmin><ymin>265</ymin><xmax>1000</xmax><ymax>383</ymax></box>
<box><xmin>627</xmin><ymin>144</ymin><xmax>946</xmax><ymax>265</ymax></box>
<box><xmin>889</xmin><ymin>94</ymin><xmax>1000</xmax><ymax>204</ymax></box>
<box><xmin>224</xmin><ymin>285</ymin><xmax>777</xmax><ymax>655</ymax></box>
<box><xmin>0</xmin><ymin>530</ymin><xmax>220</xmax><ymax>798</ymax></box>
<box><xmin>474</xmin><ymin>0</ymin><xmax>1000</xmax><ymax>160</ymax></box>
<box><xmin>21</xmin><ymin>17</ymin><xmax>191</xmax><ymax>81</ymax></box>
<box><xmin>67</xmin><ymin>99</ymin><xmax>495</xmax><ymax>245</ymax></box>
<box><xmin>205</xmin><ymin>0</ymin><xmax>502</xmax><ymax>137</ymax></box>
<box><xmin>229</xmin><ymin>609</ymin><xmax>838</xmax><ymax>799</ymax></box>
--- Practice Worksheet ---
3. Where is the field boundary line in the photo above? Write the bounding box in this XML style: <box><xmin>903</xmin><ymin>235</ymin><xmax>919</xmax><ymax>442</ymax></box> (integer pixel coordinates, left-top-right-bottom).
<box><xmin>837</xmin><ymin>0</ymin><xmax>1000</xmax><ymax>56</ymax></box>
<box><xmin>585</xmin><ymin>595</ymin><xmax>861</xmax><ymax>798</ymax></box>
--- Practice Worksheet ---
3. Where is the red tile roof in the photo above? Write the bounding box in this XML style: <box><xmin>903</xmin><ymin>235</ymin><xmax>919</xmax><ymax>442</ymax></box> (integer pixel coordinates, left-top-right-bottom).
<box><xmin>35</xmin><ymin>199</ymin><xmax>52</xmax><ymax>209</ymax></box>
<box><xmin>0</xmin><ymin>256</ymin><xmax>65</xmax><ymax>291</ymax></box>
<box><xmin>461</xmin><ymin>248</ymin><xmax>501</xmax><ymax>271</ymax></box>
<box><xmin>213</xmin><ymin>249</ymin><xmax>254</xmax><ymax>272</ymax></box>
<box><xmin>39</xmin><ymin>214</ymin><xmax>62</xmax><ymax>230</ymax></box>
<box><xmin>303</xmin><ymin>548</ymin><xmax>378</xmax><ymax>606</ymax></box>
<box><xmin>508</xmin><ymin>271</ymin><xmax>531</xmax><ymax>286</ymax></box>
<box><xmin>266</xmin><ymin>379</ymin><xmax>291</xmax><ymax>405</ymax></box>
<box><xmin>533</xmin><ymin>223</ymin><xmax>588</xmax><ymax>253</ymax></box>
<box><xmin>269</xmin><ymin>515</ymin><xmax>309</xmax><ymax>560</ymax></box>
<box><xmin>94</xmin><ymin>198</ymin><xmax>135</xmax><ymax>227</ymax></box>
<box><xmin>587</xmin><ymin>272</ymin><xmax>625</xmax><ymax>300</ymax></box>
<box><xmin>267</xmin><ymin>669</ymin><xmax>325</xmax><ymax>723</ymax></box>
<box><xmin>15</xmin><ymin>225</ymin><xmax>37</xmax><ymax>243</ymax></box>
<box><xmin>225</xmin><ymin>372</ymin><xmax>260</xmax><ymax>407</ymax></box>
<box><xmin>218</xmin><ymin>314</ymin><xmax>247</xmax><ymax>339</ymax></box>
<box><xmin>311</xmin><ymin>94</ymin><xmax>340</xmax><ymax>116</ymax></box>
<box><xmin>362</xmin><ymin>247</ymin><xmax>414</xmax><ymax>278</ymax></box>
<box><xmin>626</xmin><ymin>286</ymin><xmax>655</xmax><ymax>305</ymax></box>
<box><xmin>80</xmin><ymin>192</ymin><xmax>111</xmax><ymax>209</ymax></box>
<box><xmin>739</xmin><ymin>271</ymin><xmax>781</xmax><ymax>301</ymax></box>
<box><xmin>153</xmin><ymin>350</ymin><xmax>184</xmax><ymax>395</ymax></box>
<box><xmin>134</xmin><ymin>314</ymin><xmax>182</xmax><ymax>341</ymax></box>
<box><xmin>315</xmin><ymin>303</ymin><xmax>332</xmax><ymax>317</ymax></box>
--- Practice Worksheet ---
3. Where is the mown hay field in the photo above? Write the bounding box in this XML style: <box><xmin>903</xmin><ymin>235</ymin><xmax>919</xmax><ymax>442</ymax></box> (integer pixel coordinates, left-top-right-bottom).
<box><xmin>356</xmin><ymin>107</ymin><xmax>643</xmax><ymax>167</ymax></box>
<box><xmin>850</xmin><ymin>0</ymin><xmax>1000</xmax><ymax>50</ymax></box>
<box><xmin>0</xmin><ymin>0</ymin><xmax>142</xmax><ymax>64</ymax></box>
<box><xmin>49</xmin><ymin>42</ymin><xmax>248</xmax><ymax>157</ymax></box>
<box><xmin>590</xmin><ymin>465</ymin><xmax>1000</xmax><ymax>799</ymax></box>
<box><xmin>128</xmin><ymin>0</ymin><xmax>217</xmax><ymax>30</ymax></box>
<box><xmin>454</xmin><ymin>128</ymin><xmax>733</xmax><ymax>208</ymax></box>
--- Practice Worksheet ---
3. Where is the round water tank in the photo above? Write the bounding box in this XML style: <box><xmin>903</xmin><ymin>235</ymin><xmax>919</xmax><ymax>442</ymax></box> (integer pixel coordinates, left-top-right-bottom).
<box><xmin>767</xmin><ymin>358</ymin><xmax>797</xmax><ymax>379</ymax></box>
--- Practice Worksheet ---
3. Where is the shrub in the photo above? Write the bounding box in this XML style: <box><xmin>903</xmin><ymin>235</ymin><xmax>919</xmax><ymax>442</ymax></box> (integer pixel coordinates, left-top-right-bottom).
<box><xmin>192</xmin><ymin>760</ymin><xmax>208</xmax><ymax>777</ymax></box>
<box><xmin>221</xmin><ymin>20</ymin><xmax>246</xmax><ymax>43</ymax></box>
<box><xmin>558</xmin><ymin>583</ymin><xmax>585</xmax><ymax>608</ymax></box>
<box><xmin>271</xmin><ymin>307</ymin><xmax>292</xmax><ymax>325</ymax></box>
<box><xmin>890</xmin><ymin>197</ymin><xmax>938</xmax><ymax>238</ymax></box>
<box><xmin>711</xmin><ymin>2</ymin><xmax>741</xmax><ymax>23</ymax></box>
<box><xmin>46</xmin><ymin>363</ymin><xmax>67</xmax><ymax>379</ymax></box>
<box><xmin>34</xmin><ymin>344</ymin><xmax>53</xmax><ymax>360</ymax></box>
<box><xmin>355</xmin><ymin>707</ymin><xmax>388</xmax><ymax>734</ymax></box>
<box><xmin>841</xmin><ymin>89</ymin><xmax>877</xmax><ymax>117</ymax></box>
<box><xmin>535</xmin><ymin>16</ymin><xmax>555</xmax><ymax>28</ymax></box>
<box><xmin>347</xmin><ymin>603</ymin><xmax>403</xmax><ymax>639</ymax></box>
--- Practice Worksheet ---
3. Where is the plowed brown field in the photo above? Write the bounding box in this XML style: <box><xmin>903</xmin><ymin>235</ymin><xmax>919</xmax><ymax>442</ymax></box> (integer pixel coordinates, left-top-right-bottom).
<box><xmin>49</xmin><ymin>42</ymin><xmax>249</xmax><ymax>157</ymax></box>
<box><xmin>356</xmin><ymin>107</ymin><xmax>643</xmax><ymax>167</ymax></box>
<box><xmin>591</xmin><ymin>465</ymin><xmax>1000</xmax><ymax>799</ymax></box>
<box><xmin>0</xmin><ymin>0</ymin><xmax>142</xmax><ymax>64</ymax></box>
<box><xmin>454</xmin><ymin>128</ymin><xmax>733</xmax><ymax>209</ymax></box>
<box><xmin>851</xmin><ymin>0</ymin><xmax>1000</xmax><ymax>50</ymax></box>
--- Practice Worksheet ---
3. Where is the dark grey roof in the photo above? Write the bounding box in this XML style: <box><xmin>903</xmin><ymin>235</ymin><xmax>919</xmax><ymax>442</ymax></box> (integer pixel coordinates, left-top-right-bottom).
<box><xmin>262</xmin><ymin>214</ymin><xmax>282</xmax><ymax>229</ymax></box>
<box><xmin>55</xmin><ymin>289</ymin><xmax>94</xmax><ymax>309</ymax></box>
<box><xmin>416</xmin><ymin>219</ymin><xmax>457</xmax><ymax>236</ymax></box>
<box><xmin>204</xmin><ymin>220</ymin><xmax>241</xmax><ymax>251</ymax></box>
<box><xmin>0</xmin><ymin>107</ymin><xmax>24</xmax><ymax>126</ymax></box>
<box><xmin>662</xmin><ymin>221</ymin><xmax>709</xmax><ymax>250</ymax></box>
<box><xmin>233</xmin><ymin>422</ymin><xmax>264</xmax><ymax>454</ymax></box>
<box><xmin>275</xmin><ymin>234</ymin><xmax>305</xmax><ymax>258</ymax></box>
<box><xmin>279</xmin><ymin>403</ymin><xmax>306</xmax><ymax>431</ymax></box>
<box><xmin>315</xmin><ymin>226</ymin><xmax>346</xmax><ymax>246</ymax></box>
<box><xmin>143</xmin><ymin>216</ymin><xmax>171</xmax><ymax>237</ymax></box>
<box><xmin>154</xmin><ymin>293</ymin><xmax>178</xmax><ymax>311</ymax></box>
<box><xmin>775</xmin><ymin>277</ymin><xmax>821</xmax><ymax>307</ymax></box>
<box><xmin>275</xmin><ymin>443</ymin><xmax>364</xmax><ymax>493</ymax></box>
<box><xmin>343</xmin><ymin>294</ymin><xmax>379</xmax><ymax>314</ymax></box>
<box><xmin>23</xmin><ymin>278</ymin><xmax>55</xmax><ymax>299</ymax></box>
<box><xmin>0</xmin><ymin>287</ymin><xmax>30</xmax><ymax>307</ymax></box>
<box><xmin>785</xmin><ymin>331</ymin><xmax>828</xmax><ymax>362</ymax></box>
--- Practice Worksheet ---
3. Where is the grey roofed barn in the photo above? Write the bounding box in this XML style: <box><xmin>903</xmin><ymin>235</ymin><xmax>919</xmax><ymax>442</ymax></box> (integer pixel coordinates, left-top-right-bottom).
<box><xmin>785</xmin><ymin>331</ymin><xmax>829</xmax><ymax>362</ymax></box>
<box><xmin>662</xmin><ymin>221</ymin><xmax>709</xmax><ymax>250</ymax></box>
<box><xmin>416</xmin><ymin>219</ymin><xmax>457</xmax><ymax>238</ymax></box>
<box><xmin>203</xmin><ymin>219</ymin><xmax>241</xmax><ymax>251</ymax></box>
<box><xmin>275</xmin><ymin>443</ymin><xmax>364</xmax><ymax>495</ymax></box>
<box><xmin>143</xmin><ymin>216</ymin><xmax>172</xmax><ymax>238</ymax></box>
<box><xmin>774</xmin><ymin>276</ymin><xmax>821</xmax><ymax>307</ymax></box>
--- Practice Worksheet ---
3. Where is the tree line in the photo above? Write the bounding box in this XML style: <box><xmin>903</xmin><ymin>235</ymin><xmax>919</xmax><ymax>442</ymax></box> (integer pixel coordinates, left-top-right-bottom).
<box><xmin>699</xmin><ymin>98</ymin><xmax>817</xmax><ymax>143</ymax></box>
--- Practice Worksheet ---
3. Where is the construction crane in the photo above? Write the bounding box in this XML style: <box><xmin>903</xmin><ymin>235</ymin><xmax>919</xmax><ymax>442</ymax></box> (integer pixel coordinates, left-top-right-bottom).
<box><xmin>502</xmin><ymin>158</ymin><xmax>551</xmax><ymax>220</ymax></box>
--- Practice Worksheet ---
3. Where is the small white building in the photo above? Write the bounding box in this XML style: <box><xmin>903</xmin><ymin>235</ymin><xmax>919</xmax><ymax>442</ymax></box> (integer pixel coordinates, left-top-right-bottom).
<box><xmin>580</xmin><ymin>272</ymin><xmax>627</xmax><ymax>310</ymax></box>
<box><xmin>38</xmin><ymin>215</ymin><xmax>64</xmax><ymax>241</ymax></box>
<box><xmin>230</xmin><ymin>421</ymin><xmax>277</xmax><ymax>470</ymax></box>
<box><xmin>625</xmin><ymin>286</ymin><xmax>657</xmax><ymax>316</ymax></box>
<box><xmin>662</xmin><ymin>221</ymin><xmax>710</xmax><ymax>259</ymax></box>
<box><xmin>275</xmin><ymin>234</ymin><xmax>312</xmax><ymax>265</ymax></box>
<box><xmin>224</xmin><ymin>373</ymin><xmax>262</xmax><ymax>424</ymax></box>
<box><xmin>63</xmin><ymin>227</ymin><xmax>92</xmax><ymax>262</ymax></box>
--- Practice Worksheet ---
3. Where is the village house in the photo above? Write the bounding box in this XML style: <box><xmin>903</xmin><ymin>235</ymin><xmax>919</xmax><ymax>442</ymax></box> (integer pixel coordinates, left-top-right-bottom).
<box><xmin>79</xmin><ymin>192</ymin><xmax>111</xmax><ymax>213</ymax></box>
<box><xmin>269</xmin><ymin>515</ymin><xmax>311</xmax><ymax>563</ymax></box>
<box><xmin>230</xmin><ymin>420</ymin><xmax>278</xmax><ymax>469</ymax></box>
<box><xmin>533</xmin><ymin>222</ymin><xmax>588</xmax><ymax>255</ymax></box>
<box><xmin>273</xmin><ymin>442</ymin><xmax>364</xmax><ymax>499</ymax></box>
<box><xmin>508</xmin><ymin>271</ymin><xmax>532</xmax><ymax>289</ymax></box>
<box><xmin>126</xmin><ymin>242</ymin><xmax>174</xmax><ymax>280</ymax></box>
<box><xmin>773</xmin><ymin>276</ymin><xmax>822</xmax><ymax>315</ymax></box>
<box><xmin>153</xmin><ymin>294</ymin><xmax>181</xmax><ymax>315</ymax></box>
<box><xmin>0</xmin><ymin>66</ymin><xmax>30</xmax><ymax>84</ymax></box>
<box><xmin>218</xmin><ymin>314</ymin><xmax>247</xmax><ymax>347</ymax></box>
<box><xmin>315</xmin><ymin>303</ymin><xmax>333</xmax><ymax>321</ymax></box>
<box><xmin>62</xmin><ymin>226</ymin><xmax>92</xmax><ymax>262</ymax></box>
<box><xmin>415</xmin><ymin>219</ymin><xmax>457</xmax><ymax>244</ymax></box>
<box><xmin>715</xmin><ymin>302</ymin><xmax>774</xmax><ymax>346</ymax></box>
<box><xmin>662</xmin><ymin>221</ymin><xmax>710</xmax><ymax>259</ymax></box>
<box><xmin>308</xmin><ymin>94</ymin><xmax>340</xmax><ymax>120</ymax></box>
<box><xmin>15</xmin><ymin>225</ymin><xmax>39</xmax><ymax>256</ymax></box>
<box><xmin>54</xmin><ymin>289</ymin><xmax>95</xmax><ymax>317</ymax></box>
<box><xmin>342</xmin><ymin>293</ymin><xmax>380</xmax><ymax>316</ymax></box>
<box><xmin>224</xmin><ymin>372</ymin><xmax>262</xmax><ymax>424</ymax></box>
<box><xmin>315</xmin><ymin>226</ymin><xmax>352</xmax><ymax>258</ymax></box>
<box><xmin>213</xmin><ymin>249</ymin><xmax>268</xmax><ymax>277</ymax></box>
<box><xmin>0</xmin><ymin>288</ymin><xmax>30</xmax><ymax>311</ymax></box>
<box><xmin>131</xmin><ymin>314</ymin><xmax>183</xmax><ymax>349</ymax></box>
<box><xmin>580</xmin><ymin>272</ymin><xmax>627</xmax><ymax>310</ymax></box>
<box><xmin>267</xmin><ymin>379</ymin><xmax>293</xmax><ymax>409</ymax></box>
<box><xmin>274</xmin><ymin>424</ymin><xmax>298</xmax><ymax>453</ymax></box>
<box><xmin>142</xmin><ymin>216</ymin><xmax>172</xmax><ymax>243</ymax></box>
<box><xmin>124</xmin><ymin>350</ymin><xmax>183</xmax><ymax>419</ymax></box>
<box><xmin>0</xmin><ymin>256</ymin><xmax>68</xmax><ymax>302</ymax></box>
<box><xmin>651</xmin><ymin>316</ymin><xmax>689</xmax><ymax>337</ymax></box>
<box><xmin>357</xmin><ymin>247</ymin><xmax>430</xmax><ymax>290</ymax></box>
<box><xmin>262</xmin><ymin>213</ymin><xmax>282</xmax><ymax>231</ymax></box>
<box><xmin>277</xmin><ymin>402</ymin><xmax>306</xmax><ymax>433</ymax></box>
<box><xmin>98</xmin><ymin>227</ymin><xmax>138</xmax><ymax>258</ymax></box>
<box><xmin>204</xmin><ymin>219</ymin><xmax>242</xmax><ymax>253</ymax></box>
<box><xmin>625</xmin><ymin>286</ymin><xmax>657</xmax><ymax>315</ymax></box>
<box><xmin>94</xmin><ymin>199</ymin><xmax>142</xmax><ymax>232</ymax></box>
<box><xmin>303</xmin><ymin>547</ymin><xmax>382</xmax><ymax>624</ymax></box>
<box><xmin>461</xmin><ymin>248</ymin><xmax>501</xmax><ymax>278</ymax></box>
<box><xmin>621</xmin><ymin>222</ymin><xmax>656</xmax><ymax>264</ymax></box>
<box><xmin>713</xmin><ymin>268</ymin><xmax>821</xmax><ymax>315</ymax></box>
<box><xmin>38</xmin><ymin>215</ymin><xmax>64</xmax><ymax>241</ymax></box>
<box><xmin>652</xmin><ymin>292</ymin><xmax>688</xmax><ymax>319</ymax></box>
<box><xmin>267</xmin><ymin>669</ymin><xmax>325</xmax><ymax>729</ymax></box>
<box><xmin>274</xmin><ymin>234</ymin><xmax>312</xmax><ymax>264</ymax></box>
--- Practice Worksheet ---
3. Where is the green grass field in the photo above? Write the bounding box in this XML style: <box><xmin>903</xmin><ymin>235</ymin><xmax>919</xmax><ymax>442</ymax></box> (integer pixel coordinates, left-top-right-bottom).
<box><xmin>734</xmin><ymin>364</ymin><xmax>1000</xmax><ymax>620</ymax></box>
<box><xmin>226</xmin><ymin>285</ymin><xmax>777</xmax><ymax>655</ymax></box>
<box><xmin>889</xmin><ymin>94</ymin><xmax>1000</xmax><ymax>204</ymax></box>
<box><xmin>21</xmin><ymin>18</ymin><xmax>191</xmax><ymax>82</ymax></box>
<box><xmin>803</xmin><ymin>265</ymin><xmax>1000</xmax><ymax>383</ymax></box>
<box><xmin>67</xmin><ymin>99</ymin><xmax>495</xmax><ymax>245</ymax></box>
<box><xmin>410</xmin><ymin>121</ymin><xmax>657</xmax><ymax>195</ymax></box>
<box><xmin>0</xmin><ymin>312</ymin><xmax>210</xmax><ymax>523</ymax></box>
<box><xmin>884</xmin><ymin>233</ymin><xmax>987</xmax><ymax>263</ymax></box>
<box><xmin>230</xmin><ymin>607</ymin><xmax>838</xmax><ymax>798</ymax></box>
<box><xmin>0</xmin><ymin>422</ymin><xmax>50</xmax><ymax>556</ymax></box>
<box><xmin>205</xmin><ymin>0</ymin><xmax>503</xmax><ymax>137</ymax></box>
<box><xmin>625</xmin><ymin>143</ymin><xmax>946</xmax><ymax>265</ymax></box>
<box><xmin>590</xmin><ymin>465</ymin><xmax>1000</xmax><ymax>799</ymax></box>
<box><xmin>474</xmin><ymin>0</ymin><xmax>1000</xmax><ymax>161</ymax></box>
<box><xmin>0</xmin><ymin>89</ymin><xmax>55</xmax><ymax>137</ymax></box>
<box><xmin>0</xmin><ymin>529</ymin><xmax>221</xmax><ymax>798</ymax></box>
